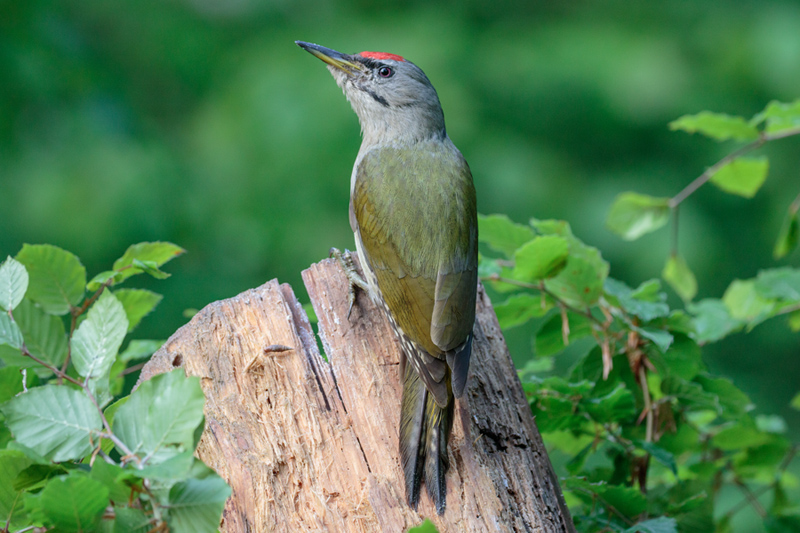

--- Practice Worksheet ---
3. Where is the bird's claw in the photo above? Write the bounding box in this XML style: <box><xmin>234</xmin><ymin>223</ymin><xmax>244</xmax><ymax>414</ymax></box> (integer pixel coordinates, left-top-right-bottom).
<box><xmin>330</xmin><ymin>247</ymin><xmax>369</xmax><ymax>319</ymax></box>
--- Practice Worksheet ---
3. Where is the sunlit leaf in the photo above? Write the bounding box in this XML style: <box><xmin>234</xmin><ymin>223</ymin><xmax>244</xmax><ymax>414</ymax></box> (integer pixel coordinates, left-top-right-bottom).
<box><xmin>0</xmin><ymin>312</ymin><xmax>23</xmax><ymax>349</ymax></box>
<box><xmin>71</xmin><ymin>291</ymin><xmax>129</xmax><ymax>379</ymax></box>
<box><xmin>754</xmin><ymin>267</ymin><xmax>800</xmax><ymax>301</ymax></box>
<box><xmin>662</xmin><ymin>254</ymin><xmax>697</xmax><ymax>302</ymax></box>
<box><xmin>0</xmin><ymin>385</ymin><xmax>102</xmax><ymax>462</ymax></box>
<box><xmin>604</xmin><ymin>278</ymin><xmax>670</xmax><ymax>321</ymax></box>
<box><xmin>606</xmin><ymin>192</ymin><xmax>670</xmax><ymax>240</ymax></box>
<box><xmin>688</xmin><ymin>299</ymin><xmax>742</xmax><ymax>343</ymax></box>
<box><xmin>709</xmin><ymin>157</ymin><xmax>769</xmax><ymax>198</ymax></box>
<box><xmin>722</xmin><ymin>279</ymin><xmax>775</xmax><ymax>323</ymax></box>
<box><xmin>477</xmin><ymin>214</ymin><xmax>535</xmax><ymax>258</ymax></box>
<box><xmin>751</xmin><ymin>99</ymin><xmax>800</xmax><ymax>135</ymax></box>
<box><xmin>15</xmin><ymin>244</ymin><xmax>86</xmax><ymax>315</ymax></box>
<box><xmin>493</xmin><ymin>293</ymin><xmax>550</xmax><ymax>329</ymax></box>
<box><xmin>0</xmin><ymin>299</ymin><xmax>68</xmax><ymax>371</ymax></box>
<box><xmin>114</xmin><ymin>289</ymin><xmax>163</xmax><ymax>332</ymax></box>
<box><xmin>0</xmin><ymin>257</ymin><xmax>28</xmax><ymax>312</ymax></box>
<box><xmin>512</xmin><ymin>235</ymin><xmax>569</xmax><ymax>281</ymax></box>
<box><xmin>669</xmin><ymin>111</ymin><xmax>759</xmax><ymax>141</ymax></box>
<box><xmin>111</xmin><ymin>242</ymin><xmax>185</xmax><ymax>285</ymax></box>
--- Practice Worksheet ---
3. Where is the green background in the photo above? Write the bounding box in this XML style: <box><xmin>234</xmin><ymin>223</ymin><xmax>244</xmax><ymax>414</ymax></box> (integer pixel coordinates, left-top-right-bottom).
<box><xmin>1</xmin><ymin>0</ymin><xmax>798</xmax><ymax>436</ymax></box>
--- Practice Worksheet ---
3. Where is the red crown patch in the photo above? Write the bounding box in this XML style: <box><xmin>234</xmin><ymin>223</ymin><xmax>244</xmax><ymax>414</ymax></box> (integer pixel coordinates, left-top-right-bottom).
<box><xmin>359</xmin><ymin>51</ymin><xmax>406</xmax><ymax>62</ymax></box>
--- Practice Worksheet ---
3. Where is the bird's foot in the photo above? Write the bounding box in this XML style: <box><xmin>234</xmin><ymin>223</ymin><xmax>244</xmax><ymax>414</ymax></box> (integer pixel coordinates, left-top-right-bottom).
<box><xmin>330</xmin><ymin>247</ymin><xmax>369</xmax><ymax>318</ymax></box>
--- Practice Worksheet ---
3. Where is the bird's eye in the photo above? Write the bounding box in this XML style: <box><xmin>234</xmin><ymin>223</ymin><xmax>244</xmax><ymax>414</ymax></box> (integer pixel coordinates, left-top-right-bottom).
<box><xmin>378</xmin><ymin>66</ymin><xmax>394</xmax><ymax>78</ymax></box>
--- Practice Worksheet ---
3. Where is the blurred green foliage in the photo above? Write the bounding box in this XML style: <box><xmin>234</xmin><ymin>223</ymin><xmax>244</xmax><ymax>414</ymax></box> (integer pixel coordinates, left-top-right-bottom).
<box><xmin>1</xmin><ymin>0</ymin><xmax>799</xmax><ymax>468</ymax></box>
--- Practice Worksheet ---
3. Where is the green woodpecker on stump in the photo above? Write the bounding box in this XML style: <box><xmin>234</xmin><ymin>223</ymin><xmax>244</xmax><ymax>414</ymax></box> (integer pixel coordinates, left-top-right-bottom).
<box><xmin>296</xmin><ymin>41</ymin><xmax>478</xmax><ymax>515</ymax></box>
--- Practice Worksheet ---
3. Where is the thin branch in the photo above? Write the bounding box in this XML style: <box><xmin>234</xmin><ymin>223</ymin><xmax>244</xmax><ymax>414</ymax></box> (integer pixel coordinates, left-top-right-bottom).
<box><xmin>669</xmin><ymin>127</ymin><xmax>800</xmax><ymax>209</ymax></box>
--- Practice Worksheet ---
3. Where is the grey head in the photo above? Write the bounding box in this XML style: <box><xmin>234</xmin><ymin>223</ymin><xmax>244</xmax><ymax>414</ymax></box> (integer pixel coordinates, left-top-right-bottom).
<box><xmin>296</xmin><ymin>41</ymin><xmax>446</xmax><ymax>145</ymax></box>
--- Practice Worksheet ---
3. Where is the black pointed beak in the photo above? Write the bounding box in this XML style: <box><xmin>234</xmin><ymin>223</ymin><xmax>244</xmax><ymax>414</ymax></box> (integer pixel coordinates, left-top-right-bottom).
<box><xmin>296</xmin><ymin>41</ymin><xmax>364</xmax><ymax>75</ymax></box>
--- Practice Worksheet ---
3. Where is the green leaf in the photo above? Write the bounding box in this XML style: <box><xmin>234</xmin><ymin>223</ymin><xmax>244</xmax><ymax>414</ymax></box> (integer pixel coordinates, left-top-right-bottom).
<box><xmin>120</xmin><ymin>339</ymin><xmax>164</xmax><ymax>362</ymax></box>
<box><xmin>661</xmin><ymin>376</ymin><xmax>720</xmax><ymax>413</ymax></box>
<box><xmin>113</xmin><ymin>506</ymin><xmax>151</xmax><ymax>533</ymax></box>
<box><xmin>0</xmin><ymin>366</ymin><xmax>25</xmax><ymax>404</ymax></box>
<box><xmin>754</xmin><ymin>267</ymin><xmax>800</xmax><ymax>301</ymax></box>
<box><xmin>111</xmin><ymin>242</ymin><xmax>185</xmax><ymax>284</ymax></box>
<box><xmin>86</xmin><ymin>270</ymin><xmax>116</xmax><ymax>292</ymax></box>
<box><xmin>688</xmin><ymin>299</ymin><xmax>743</xmax><ymax>343</ymax></box>
<box><xmin>662</xmin><ymin>254</ymin><xmax>697</xmax><ymax>302</ymax></box>
<box><xmin>791</xmin><ymin>392</ymin><xmax>800</xmax><ymax>411</ymax></box>
<box><xmin>0</xmin><ymin>257</ymin><xmax>28</xmax><ymax>312</ymax></box>
<box><xmin>71</xmin><ymin>291</ymin><xmax>129</xmax><ymax>379</ymax></box>
<box><xmin>695</xmin><ymin>374</ymin><xmax>753</xmax><ymax>419</ymax></box>
<box><xmin>712</xmin><ymin>422</ymin><xmax>769</xmax><ymax>451</ymax></box>
<box><xmin>751</xmin><ymin>99</ymin><xmax>800</xmax><ymax>135</ymax></box>
<box><xmin>113</xmin><ymin>369</ymin><xmax>206</xmax><ymax>461</ymax></box>
<box><xmin>774</xmin><ymin>205</ymin><xmax>799</xmax><ymax>259</ymax></box>
<box><xmin>493</xmin><ymin>293</ymin><xmax>550</xmax><ymax>329</ymax></box>
<box><xmin>584</xmin><ymin>384</ymin><xmax>636</xmax><ymax>423</ymax></box>
<box><xmin>0</xmin><ymin>450</ymin><xmax>33</xmax><ymax>527</ymax></box>
<box><xmin>669</xmin><ymin>111</ymin><xmax>759</xmax><ymax>141</ymax></box>
<box><xmin>0</xmin><ymin>312</ymin><xmax>23</xmax><ymax>349</ymax></box>
<box><xmin>477</xmin><ymin>214</ymin><xmax>535</xmax><ymax>258</ymax></box>
<box><xmin>167</xmin><ymin>475</ymin><xmax>231</xmax><ymax>533</ymax></box>
<box><xmin>534</xmin><ymin>312</ymin><xmax>593</xmax><ymax>357</ymax></box>
<box><xmin>625</xmin><ymin>517</ymin><xmax>678</xmax><ymax>533</ymax></box>
<box><xmin>114</xmin><ymin>289</ymin><xmax>163</xmax><ymax>332</ymax></box>
<box><xmin>650</xmin><ymin>334</ymin><xmax>704</xmax><ymax>381</ymax></box>
<box><xmin>1</xmin><ymin>385</ymin><xmax>102</xmax><ymax>461</ymax></box>
<box><xmin>0</xmin><ymin>299</ymin><xmax>68</xmax><ymax>371</ymax></box>
<box><xmin>135</xmin><ymin>450</ymin><xmax>196</xmax><ymax>481</ymax></box>
<box><xmin>90</xmin><ymin>460</ymin><xmax>132</xmax><ymax>503</ymax></box>
<box><xmin>709</xmin><ymin>157</ymin><xmax>769</xmax><ymax>198</ymax></box>
<box><xmin>512</xmin><ymin>235</ymin><xmax>569</xmax><ymax>281</ymax></box>
<box><xmin>408</xmin><ymin>519</ymin><xmax>439</xmax><ymax>533</ymax></box>
<box><xmin>722</xmin><ymin>279</ymin><xmax>775</xmax><ymax>325</ymax></box>
<box><xmin>604</xmin><ymin>278</ymin><xmax>670</xmax><ymax>322</ymax></box>
<box><xmin>544</xmin><ymin>248</ymin><xmax>609</xmax><ymax>308</ymax></box>
<box><xmin>16</xmin><ymin>244</ymin><xmax>86</xmax><ymax>315</ymax></box>
<box><xmin>636</xmin><ymin>441</ymin><xmax>677</xmax><ymax>475</ymax></box>
<box><xmin>132</xmin><ymin>259</ymin><xmax>170</xmax><ymax>280</ymax></box>
<box><xmin>40</xmin><ymin>473</ymin><xmax>108</xmax><ymax>532</ymax></box>
<box><xmin>633</xmin><ymin>326</ymin><xmax>673</xmax><ymax>353</ymax></box>
<box><xmin>606</xmin><ymin>192</ymin><xmax>671</xmax><ymax>241</ymax></box>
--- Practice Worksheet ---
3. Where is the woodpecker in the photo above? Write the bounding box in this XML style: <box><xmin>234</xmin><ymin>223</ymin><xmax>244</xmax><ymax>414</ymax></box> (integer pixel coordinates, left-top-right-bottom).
<box><xmin>296</xmin><ymin>41</ymin><xmax>478</xmax><ymax>515</ymax></box>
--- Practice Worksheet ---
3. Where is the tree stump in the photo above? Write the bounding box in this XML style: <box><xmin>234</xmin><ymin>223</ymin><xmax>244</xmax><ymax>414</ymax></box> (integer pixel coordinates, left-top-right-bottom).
<box><xmin>138</xmin><ymin>258</ymin><xmax>574</xmax><ymax>532</ymax></box>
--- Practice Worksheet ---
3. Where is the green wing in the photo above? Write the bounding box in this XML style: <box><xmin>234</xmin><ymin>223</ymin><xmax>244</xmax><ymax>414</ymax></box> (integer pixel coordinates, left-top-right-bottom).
<box><xmin>352</xmin><ymin>142</ymin><xmax>478</xmax><ymax>365</ymax></box>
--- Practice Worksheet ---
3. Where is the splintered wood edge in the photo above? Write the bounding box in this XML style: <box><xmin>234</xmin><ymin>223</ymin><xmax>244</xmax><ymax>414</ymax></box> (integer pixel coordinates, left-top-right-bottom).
<box><xmin>138</xmin><ymin>259</ymin><xmax>574</xmax><ymax>533</ymax></box>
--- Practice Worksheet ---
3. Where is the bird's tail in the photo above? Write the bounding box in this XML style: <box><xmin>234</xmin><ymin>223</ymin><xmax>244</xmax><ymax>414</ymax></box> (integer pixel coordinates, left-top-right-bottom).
<box><xmin>400</xmin><ymin>360</ymin><xmax>454</xmax><ymax>515</ymax></box>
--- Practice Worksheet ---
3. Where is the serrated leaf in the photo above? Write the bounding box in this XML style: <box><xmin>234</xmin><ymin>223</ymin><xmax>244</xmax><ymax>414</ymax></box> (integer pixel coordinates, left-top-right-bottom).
<box><xmin>0</xmin><ymin>312</ymin><xmax>23</xmax><ymax>349</ymax></box>
<box><xmin>0</xmin><ymin>299</ymin><xmax>68</xmax><ymax>371</ymax></box>
<box><xmin>585</xmin><ymin>384</ymin><xmax>636</xmax><ymax>423</ymax></box>
<box><xmin>634</xmin><ymin>326</ymin><xmax>673</xmax><ymax>353</ymax></box>
<box><xmin>41</xmin><ymin>473</ymin><xmax>108</xmax><ymax>531</ymax></box>
<box><xmin>71</xmin><ymin>291</ymin><xmax>128</xmax><ymax>379</ymax></box>
<box><xmin>710</xmin><ymin>157</ymin><xmax>769</xmax><ymax>198</ymax></box>
<box><xmin>111</xmin><ymin>242</ymin><xmax>185</xmax><ymax>285</ymax></box>
<box><xmin>774</xmin><ymin>205</ymin><xmax>800</xmax><ymax>259</ymax></box>
<box><xmin>512</xmin><ymin>235</ymin><xmax>569</xmax><ymax>281</ymax></box>
<box><xmin>661</xmin><ymin>376</ymin><xmax>720</xmax><ymax>413</ymax></box>
<box><xmin>114</xmin><ymin>289</ymin><xmax>163</xmax><ymax>332</ymax></box>
<box><xmin>606</xmin><ymin>192</ymin><xmax>671</xmax><ymax>241</ymax></box>
<box><xmin>477</xmin><ymin>214</ymin><xmax>535</xmax><ymax>258</ymax></box>
<box><xmin>15</xmin><ymin>244</ymin><xmax>86</xmax><ymax>315</ymax></box>
<box><xmin>134</xmin><ymin>450</ymin><xmax>195</xmax><ymax>481</ymax></box>
<box><xmin>493</xmin><ymin>293</ymin><xmax>550</xmax><ymax>329</ymax></box>
<box><xmin>167</xmin><ymin>475</ymin><xmax>231</xmax><ymax>533</ymax></box>
<box><xmin>0</xmin><ymin>450</ymin><xmax>33</xmax><ymax>526</ymax></box>
<box><xmin>604</xmin><ymin>278</ymin><xmax>670</xmax><ymax>321</ymax></box>
<box><xmin>0</xmin><ymin>257</ymin><xmax>28</xmax><ymax>312</ymax></box>
<box><xmin>132</xmin><ymin>259</ymin><xmax>170</xmax><ymax>280</ymax></box>
<box><xmin>722</xmin><ymin>279</ymin><xmax>775</xmax><ymax>325</ymax></box>
<box><xmin>669</xmin><ymin>111</ymin><xmax>759</xmax><ymax>141</ymax></box>
<box><xmin>0</xmin><ymin>385</ymin><xmax>102</xmax><ymax>461</ymax></box>
<box><xmin>114</xmin><ymin>506</ymin><xmax>151</xmax><ymax>533</ymax></box>
<box><xmin>545</xmin><ymin>251</ymin><xmax>609</xmax><ymax>308</ymax></box>
<box><xmin>113</xmin><ymin>369</ymin><xmax>205</xmax><ymax>461</ymax></box>
<box><xmin>625</xmin><ymin>517</ymin><xmax>678</xmax><ymax>533</ymax></box>
<box><xmin>662</xmin><ymin>254</ymin><xmax>697</xmax><ymax>302</ymax></box>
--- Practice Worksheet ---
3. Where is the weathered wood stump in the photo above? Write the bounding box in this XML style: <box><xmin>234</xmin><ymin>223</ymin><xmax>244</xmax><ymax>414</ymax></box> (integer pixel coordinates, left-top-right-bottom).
<box><xmin>139</xmin><ymin>259</ymin><xmax>574</xmax><ymax>532</ymax></box>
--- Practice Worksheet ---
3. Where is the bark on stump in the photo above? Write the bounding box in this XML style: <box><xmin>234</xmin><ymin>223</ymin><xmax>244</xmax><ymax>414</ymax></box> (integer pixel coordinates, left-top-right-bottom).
<box><xmin>138</xmin><ymin>258</ymin><xmax>574</xmax><ymax>532</ymax></box>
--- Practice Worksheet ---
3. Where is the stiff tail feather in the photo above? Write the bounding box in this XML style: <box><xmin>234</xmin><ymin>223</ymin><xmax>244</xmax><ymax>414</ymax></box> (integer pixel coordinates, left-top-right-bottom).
<box><xmin>400</xmin><ymin>361</ymin><xmax>454</xmax><ymax>515</ymax></box>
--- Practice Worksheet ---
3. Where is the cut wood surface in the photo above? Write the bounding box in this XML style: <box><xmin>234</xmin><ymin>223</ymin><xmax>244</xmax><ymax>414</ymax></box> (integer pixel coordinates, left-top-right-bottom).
<box><xmin>138</xmin><ymin>258</ymin><xmax>574</xmax><ymax>532</ymax></box>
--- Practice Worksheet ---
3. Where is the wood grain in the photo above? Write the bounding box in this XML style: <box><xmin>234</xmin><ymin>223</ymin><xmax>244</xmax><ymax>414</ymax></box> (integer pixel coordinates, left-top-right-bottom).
<box><xmin>139</xmin><ymin>258</ymin><xmax>574</xmax><ymax>532</ymax></box>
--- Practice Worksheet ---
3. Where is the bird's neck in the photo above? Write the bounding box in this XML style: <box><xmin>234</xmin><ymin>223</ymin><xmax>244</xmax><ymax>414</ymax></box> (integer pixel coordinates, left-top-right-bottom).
<box><xmin>357</xmin><ymin>107</ymin><xmax>446</xmax><ymax>147</ymax></box>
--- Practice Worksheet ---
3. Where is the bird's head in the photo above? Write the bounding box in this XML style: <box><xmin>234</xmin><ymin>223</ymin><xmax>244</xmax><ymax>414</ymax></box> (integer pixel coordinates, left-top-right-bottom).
<box><xmin>296</xmin><ymin>41</ymin><xmax>446</xmax><ymax>144</ymax></box>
